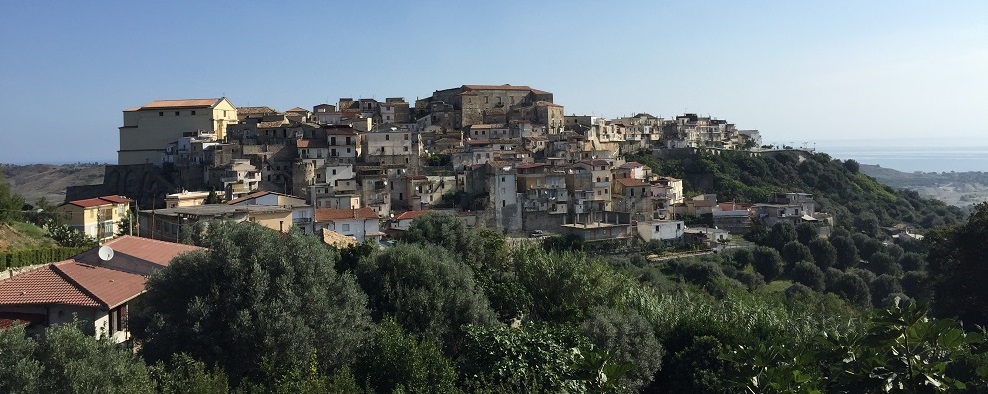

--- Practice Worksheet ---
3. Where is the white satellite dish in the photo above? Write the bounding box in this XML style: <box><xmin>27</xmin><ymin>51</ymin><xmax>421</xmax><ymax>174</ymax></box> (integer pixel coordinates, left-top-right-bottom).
<box><xmin>98</xmin><ymin>246</ymin><xmax>114</xmax><ymax>261</ymax></box>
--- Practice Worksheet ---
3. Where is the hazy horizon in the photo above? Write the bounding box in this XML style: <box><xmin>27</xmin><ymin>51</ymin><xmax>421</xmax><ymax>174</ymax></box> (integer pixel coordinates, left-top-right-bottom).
<box><xmin>2</xmin><ymin>1</ymin><xmax>985</xmax><ymax>168</ymax></box>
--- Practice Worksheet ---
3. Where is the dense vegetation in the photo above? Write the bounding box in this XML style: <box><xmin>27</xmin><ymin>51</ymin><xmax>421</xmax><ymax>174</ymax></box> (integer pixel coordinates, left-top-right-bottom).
<box><xmin>625</xmin><ymin>149</ymin><xmax>964</xmax><ymax>229</ymax></box>
<box><xmin>2</xmin><ymin>151</ymin><xmax>987</xmax><ymax>393</ymax></box>
<box><xmin>3</xmin><ymin>210</ymin><xmax>986</xmax><ymax>393</ymax></box>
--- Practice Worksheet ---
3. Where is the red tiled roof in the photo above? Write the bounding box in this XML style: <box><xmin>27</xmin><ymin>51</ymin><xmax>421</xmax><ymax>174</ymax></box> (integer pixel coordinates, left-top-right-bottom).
<box><xmin>0</xmin><ymin>265</ymin><xmax>100</xmax><ymax>307</ymax></box>
<box><xmin>102</xmin><ymin>235</ymin><xmax>202</xmax><ymax>267</ymax></box>
<box><xmin>515</xmin><ymin>163</ymin><xmax>546</xmax><ymax>169</ymax></box>
<box><xmin>99</xmin><ymin>195</ymin><xmax>133</xmax><ymax>204</ymax></box>
<box><xmin>314</xmin><ymin>207</ymin><xmax>377</xmax><ymax>222</ymax></box>
<box><xmin>136</xmin><ymin>98</ymin><xmax>223</xmax><ymax>110</ymax></box>
<box><xmin>65</xmin><ymin>195</ymin><xmax>132</xmax><ymax>208</ymax></box>
<box><xmin>394</xmin><ymin>210</ymin><xmax>431</xmax><ymax>220</ymax></box>
<box><xmin>66</xmin><ymin>197</ymin><xmax>113</xmax><ymax>208</ymax></box>
<box><xmin>227</xmin><ymin>190</ymin><xmax>272</xmax><ymax>205</ymax></box>
<box><xmin>296</xmin><ymin>139</ymin><xmax>327</xmax><ymax>148</ymax></box>
<box><xmin>616</xmin><ymin>178</ymin><xmax>649</xmax><ymax>187</ymax></box>
<box><xmin>286</xmin><ymin>107</ymin><xmax>308</xmax><ymax>112</ymax></box>
<box><xmin>0</xmin><ymin>312</ymin><xmax>46</xmax><ymax>329</ymax></box>
<box><xmin>55</xmin><ymin>261</ymin><xmax>146</xmax><ymax>308</ymax></box>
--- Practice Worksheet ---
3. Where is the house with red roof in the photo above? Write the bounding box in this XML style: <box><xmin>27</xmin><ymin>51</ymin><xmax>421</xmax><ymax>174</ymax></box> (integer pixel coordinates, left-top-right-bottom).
<box><xmin>312</xmin><ymin>207</ymin><xmax>382</xmax><ymax>243</ymax></box>
<box><xmin>0</xmin><ymin>236</ymin><xmax>200</xmax><ymax>342</ymax></box>
<box><xmin>55</xmin><ymin>195</ymin><xmax>133</xmax><ymax>242</ymax></box>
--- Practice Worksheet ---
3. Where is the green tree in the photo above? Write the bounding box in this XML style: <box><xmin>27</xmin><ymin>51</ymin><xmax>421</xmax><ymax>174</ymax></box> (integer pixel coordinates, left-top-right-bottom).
<box><xmin>354</xmin><ymin>318</ymin><xmax>460</xmax><ymax>394</ymax></box>
<box><xmin>926</xmin><ymin>202</ymin><xmax>988</xmax><ymax>327</ymax></box>
<box><xmin>150</xmin><ymin>353</ymin><xmax>229</xmax><ymax>394</ymax></box>
<box><xmin>0</xmin><ymin>171</ymin><xmax>26</xmax><ymax>224</ymax></box>
<box><xmin>399</xmin><ymin>212</ymin><xmax>481</xmax><ymax>264</ymax></box>
<box><xmin>791</xmin><ymin>261</ymin><xmax>825</xmax><ymax>292</ymax></box>
<box><xmin>513</xmin><ymin>246</ymin><xmax>630</xmax><ymax>322</ymax></box>
<box><xmin>581</xmin><ymin>308</ymin><xmax>664</xmax><ymax>391</ymax></box>
<box><xmin>870</xmin><ymin>274</ymin><xmax>903</xmax><ymax>308</ymax></box>
<box><xmin>356</xmin><ymin>243</ymin><xmax>496</xmax><ymax>354</ymax></box>
<box><xmin>795</xmin><ymin>223</ymin><xmax>819</xmax><ymax>245</ymax></box>
<box><xmin>752</xmin><ymin>246</ymin><xmax>785</xmax><ymax>281</ymax></box>
<box><xmin>203</xmin><ymin>189</ymin><xmax>223</xmax><ymax>204</ymax></box>
<box><xmin>808</xmin><ymin>237</ymin><xmax>837</xmax><ymax>270</ymax></box>
<box><xmin>832</xmin><ymin>274</ymin><xmax>871</xmax><ymax>308</ymax></box>
<box><xmin>132</xmin><ymin>222</ymin><xmax>372</xmax><ymax>384</ymax></box>
<box><xmin>782</xmin><ymin>241</ymin><xmax>814</xmax><ymax>267</ymax></box>
<box><xmin>0</xmin><ymin>324</ymin><xmax>42</xmax><ymax>394</ymax></box>
<box><xmin>766</xmin><ymin>221</ymin><xmax>797</xmax><ymax>250</ymax></box>
<box><xmin>868</xmin><ymin>252</ymin><xmax>902</xmax><ymax>277</ymax></box>
<box><xmin>37</xmin><ymin>322</ymin><xmax>155</xmax><ymax>394</ymax></box>
<box><xmin>47</xmin><ymin>223</ymin><xmax>98</xmax><ymax>248</ymax></box>
<box><xmin>461</xmin><ymin>323</ymin><xmax>589</xmax><ymax>393</ymax></box>
<box><xmin>831</xmin><ymin>235</ymin><xmax>859</xmax><ymax>269</ymax></box>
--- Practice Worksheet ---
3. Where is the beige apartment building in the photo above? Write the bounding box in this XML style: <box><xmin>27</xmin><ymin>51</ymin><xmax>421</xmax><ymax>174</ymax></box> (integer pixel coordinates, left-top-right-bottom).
<box><xmin>119</xmin><ymin>98</ymin><xmax>238</xmax><ymax>165</ymax></box>
<box><xmin>55</xmin><ymin>195</ymin><xmax>133</xmax><ymax>241</ymax></box>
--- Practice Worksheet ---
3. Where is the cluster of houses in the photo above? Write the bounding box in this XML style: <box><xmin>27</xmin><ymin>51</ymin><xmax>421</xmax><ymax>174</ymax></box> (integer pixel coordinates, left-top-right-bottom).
<box><xmin>56</xmin><ymin>83</ymin><xmax>833</xmax><ymax>249</ymax></box>
<box><xmin>0</xmin><ymin>84</ymin><xmax>839</xmax><ymax>341</ymax></box>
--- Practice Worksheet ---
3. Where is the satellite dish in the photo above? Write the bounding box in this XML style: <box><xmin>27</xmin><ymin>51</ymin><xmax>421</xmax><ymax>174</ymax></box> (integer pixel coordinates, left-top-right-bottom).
<box><xmin>98</xmin><ymin>246</ymin><xmax>114</xmax><ymax>261</ymax></box>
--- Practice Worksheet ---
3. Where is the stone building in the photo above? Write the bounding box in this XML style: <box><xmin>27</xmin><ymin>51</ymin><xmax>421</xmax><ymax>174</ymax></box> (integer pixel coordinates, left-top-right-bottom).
<box><xmin>416</xmin><ymin>84</ymin><xmax>554</xmax><ymax>130</ymax></box>
<box><xmin>118</xmin><ymin>98</ymin><xmax>237</xmax><ymax>165</ymax></box>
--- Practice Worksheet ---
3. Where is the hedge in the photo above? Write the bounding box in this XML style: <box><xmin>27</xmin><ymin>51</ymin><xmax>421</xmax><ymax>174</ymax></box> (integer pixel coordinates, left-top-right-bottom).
<box><xmin>0</xmin><ymin>246</ymin><xmax>90</xmax><ymax>270</ymax></box>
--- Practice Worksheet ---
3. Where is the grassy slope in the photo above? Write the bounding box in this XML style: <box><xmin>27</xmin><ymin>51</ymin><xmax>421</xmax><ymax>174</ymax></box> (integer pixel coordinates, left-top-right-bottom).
<box><xmin>0</xmin><ymin>222</ymin><xmax>57</xmax><ymax>252</ymax></box>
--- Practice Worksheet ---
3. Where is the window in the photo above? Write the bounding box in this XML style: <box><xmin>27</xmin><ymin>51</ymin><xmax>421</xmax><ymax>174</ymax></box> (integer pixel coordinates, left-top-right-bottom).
<box><xmin>342</xmin><ymin>223</ymin><xmax>350</xmax><ymax>232</ymax></box>
<box><xmin>404</xmin><ymin>134</ymin><xmax>409</xmax><ymax>140</ymax></box>
<box><xmin>158</xmin><ymin>111</ymin><xmax>164</xmax><ymax>116</ymax></box>
<box><xmin>191</xmin><ymin>110</ymin><xmax>196</xmax><ymax>115</ymax></box>
<box><xmin>385</xmin><ymin>135</ymin><xmax>390</xmax><ymax>141</ymax></box>
<box><xmin>403</xmin><ymin>146</ymin><xmax>409</xmax><ymax>152</ymax></box>
<box><xmin>332</xmin><ymin>169</ymin><xmax>337</xmax><ymax>175</ymax></box>
<box><xmin>175</xmin><ymin>111</ymin><xmax>180</xmax><ymax>116</ymax></box>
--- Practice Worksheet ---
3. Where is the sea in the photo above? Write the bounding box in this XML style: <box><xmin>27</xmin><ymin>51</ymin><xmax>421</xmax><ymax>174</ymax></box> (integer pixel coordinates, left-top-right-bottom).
<box><xmin>811</xmin><ymin>143</ymin><xmax>988</xmax><ymax>174</ymax></box>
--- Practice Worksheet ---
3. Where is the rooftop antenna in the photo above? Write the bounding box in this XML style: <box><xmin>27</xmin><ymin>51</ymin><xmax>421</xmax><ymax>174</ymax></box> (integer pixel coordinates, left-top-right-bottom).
<box><xmin>98</xmin><ymin>245</ymin><xmax>115</xmax><ymax>261</ymax></box>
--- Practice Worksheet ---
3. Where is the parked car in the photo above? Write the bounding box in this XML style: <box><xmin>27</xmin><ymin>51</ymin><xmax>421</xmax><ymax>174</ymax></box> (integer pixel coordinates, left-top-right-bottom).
<box><xmin>530</xmin><ymin>230</ymin><xmax>545</xmax><ymax>238</ymax></box>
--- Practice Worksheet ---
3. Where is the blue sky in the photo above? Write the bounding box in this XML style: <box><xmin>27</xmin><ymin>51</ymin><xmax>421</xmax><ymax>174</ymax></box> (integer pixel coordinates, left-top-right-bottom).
<box><xmin>1</xmin><ymin>1</ymin><xmax>985</xmax><ymax>164</ymax></box>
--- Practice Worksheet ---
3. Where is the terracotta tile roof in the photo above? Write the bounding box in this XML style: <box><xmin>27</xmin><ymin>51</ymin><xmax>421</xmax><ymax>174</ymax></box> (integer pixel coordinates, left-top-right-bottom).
<box><xmin>619</xmin><ymin>161</ymin><xmax>644</xmax><ymax>168</ymax></box>
<box><xmin>55</xmin><ymin>261</ymin><xmax>146</xmax><ymax>308</ymax></box>
<box><xmin>0</xmin><ymin>312</ymin><xmax>45</xmax><ymax>329</ymax></box>
<box><xmin>226</xmin><ymin>190</ymin><xmax>272</xmax><ymax>205</ymax></box>
<box><xmin>258</xmin><ymin>121</ymin><xmax>286</xmax><ymax>128</ymax></box>
<box><xmin>238</xmin><ymin>106</ymin><xmax>279</xmax><ymax>115</ymax></box>
<box><xmin>314</xmin><ymin>207</ymin><xmax>378</xmax><ymax>222</ymax></box>
<box><xmin>394</xmin><ymin>210</ymin><xmax>431</xmax><ymax>220</ymax></box>
<box><xmin>286</xmin><ymin>107</ymin><xmax>309</xmax><ymax>112</ymax></box>
<box><xmin>0</xmin><ymin>265</ymin><xmax>100</xmax><ymax>307</ymax></box>
<box><xmin>99</xmin><ymin>195</ymin><xmax>133</xmax><ymax>204</ymax></box>
<box><xmin>616</xmin><ymin>178</ymin><xmax>649</xmax><ymax>187</ymax></box>
<box><xmin>515</xmin><ymin>163</ymin><xmax>546</xmax><ymax>169</ymax></box>
<box><xmin>101</xmin><ymin>235</ymin><xmax>202</xmax><ymax>268</ymax></box>
<box><xmin>296</xmin><ymin>139</ymin><xmax>327</xmax><ymax>148</ymax></box>
<box><xmin>138</xmin><ymin>98</ymin><xmax>223</xmax><ymax>110</ymax></box>
<box><xmin>65</xmin><ymin>197</ymin><xmax>113</xmax><ymax>208</ymax></box>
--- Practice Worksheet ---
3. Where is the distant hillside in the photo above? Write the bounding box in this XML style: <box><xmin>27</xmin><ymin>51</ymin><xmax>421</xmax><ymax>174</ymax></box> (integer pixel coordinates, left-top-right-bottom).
<box><xmin>1</xmin><ymin>163</ymin><xmax>105</xmax><ymax>204</ymax></box>
<box><xmin>859</xmin><ymin>163</ymin><xmax>988</xmax><ymax>209</ymax></box>
<box><xmin>627</xmin><ymin>149</ymin><xmax>964</xmax><ymax>229</ymax></box>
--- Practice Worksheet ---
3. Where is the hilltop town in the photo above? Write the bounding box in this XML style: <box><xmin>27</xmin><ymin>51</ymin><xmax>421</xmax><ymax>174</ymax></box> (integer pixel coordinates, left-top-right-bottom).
<box><xmin>57</xmin><ymin>83</ymin><xmax>836</xmax><ymax>248</ymax></box>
